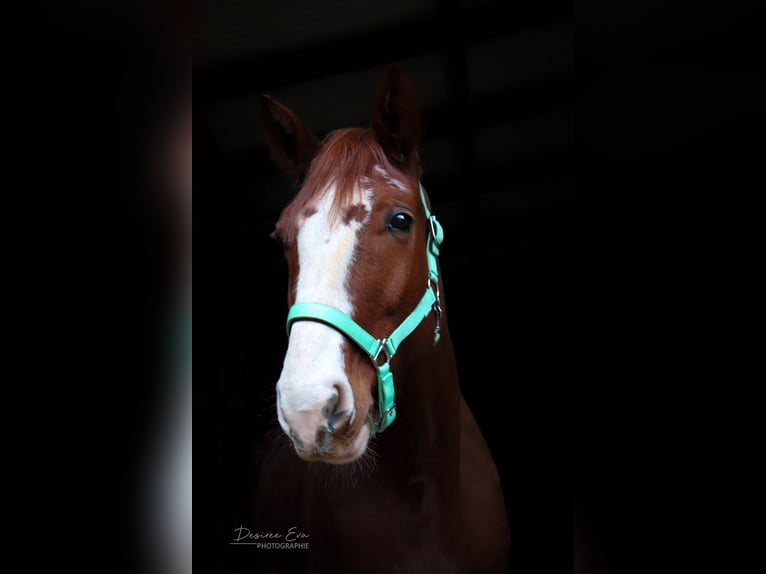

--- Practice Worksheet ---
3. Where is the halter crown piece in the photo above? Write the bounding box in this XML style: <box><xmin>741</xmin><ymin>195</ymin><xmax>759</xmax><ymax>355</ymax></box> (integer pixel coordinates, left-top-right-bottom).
<box><xmin>286</xmin><ymin>183</ymin><xmax>444</xmax><ymax>434</ymax></box>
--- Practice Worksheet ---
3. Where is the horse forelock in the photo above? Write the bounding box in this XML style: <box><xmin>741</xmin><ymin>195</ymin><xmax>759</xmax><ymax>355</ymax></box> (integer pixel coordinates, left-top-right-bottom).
<box><xmin>275</xmin><ymin>128</ymin><xmax>415</xmax><ymax>243</ymax></box>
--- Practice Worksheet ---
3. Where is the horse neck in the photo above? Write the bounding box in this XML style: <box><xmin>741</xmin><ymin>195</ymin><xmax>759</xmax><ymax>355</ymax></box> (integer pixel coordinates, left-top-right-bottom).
<box><xmin>375</xmin><ymin>305</ymin><xmax>462</xmax><ymax>480</ymax></box>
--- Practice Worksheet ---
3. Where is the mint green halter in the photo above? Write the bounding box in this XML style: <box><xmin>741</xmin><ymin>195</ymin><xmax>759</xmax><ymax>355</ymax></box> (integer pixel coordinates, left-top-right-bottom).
<box><xmin>286</xmin><ymin>184</ymin><xmax>444</xmax><ymax>434</ymax></box>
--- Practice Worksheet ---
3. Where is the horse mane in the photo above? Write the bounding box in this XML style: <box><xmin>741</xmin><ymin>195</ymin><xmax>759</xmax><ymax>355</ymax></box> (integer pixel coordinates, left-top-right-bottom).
<box><xmin>275</xmin><ymin>127</ymin><xmax>412</xmax><ymax>244</ymax></box>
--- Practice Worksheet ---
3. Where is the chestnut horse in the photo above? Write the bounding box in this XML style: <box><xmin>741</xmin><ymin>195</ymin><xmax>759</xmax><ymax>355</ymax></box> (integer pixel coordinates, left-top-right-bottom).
<box><xmin>252</xmin><ymin>67</ymin><xmax>509</xmax><ymax>573</ymax></box>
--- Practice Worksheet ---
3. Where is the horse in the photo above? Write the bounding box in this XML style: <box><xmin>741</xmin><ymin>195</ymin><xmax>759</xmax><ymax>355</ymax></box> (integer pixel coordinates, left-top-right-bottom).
<box><xmin>252</xmin><ymin>66</ymin><xmax>510</xmax><ymax>573</ymax></box>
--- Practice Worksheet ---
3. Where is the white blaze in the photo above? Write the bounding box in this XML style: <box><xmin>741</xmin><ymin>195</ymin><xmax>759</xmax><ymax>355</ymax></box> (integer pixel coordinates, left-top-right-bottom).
<box><xmin>276</xmin><ymin>184</ymin><xmax>371</xmax><ymax>443</ymax></box>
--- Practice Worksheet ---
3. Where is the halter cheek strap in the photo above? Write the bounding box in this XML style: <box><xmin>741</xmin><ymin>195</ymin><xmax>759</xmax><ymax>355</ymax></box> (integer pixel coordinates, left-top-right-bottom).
<box><xmin>285</xmin><ymin>184</ymin><xmax>444</xmax><ymax>434</ymax></box>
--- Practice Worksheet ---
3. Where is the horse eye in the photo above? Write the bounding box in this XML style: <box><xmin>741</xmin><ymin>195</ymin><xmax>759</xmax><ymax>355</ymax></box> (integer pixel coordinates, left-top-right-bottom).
<box><xmin>389</xmin><ymin>212</ymin><xmax>413</xmax><ymax>231</ymax></box>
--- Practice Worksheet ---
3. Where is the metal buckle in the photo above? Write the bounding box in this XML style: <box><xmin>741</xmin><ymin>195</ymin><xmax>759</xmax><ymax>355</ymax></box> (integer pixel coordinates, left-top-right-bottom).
<box><xmin>373</xmin><ymin>338</ymin><xmax>390</xmax><ymax>366</ymax></box>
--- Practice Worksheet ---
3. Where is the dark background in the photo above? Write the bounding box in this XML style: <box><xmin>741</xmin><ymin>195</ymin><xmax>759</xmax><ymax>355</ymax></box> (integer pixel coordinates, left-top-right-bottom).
<box><xmin>195</xmin><ymin>1</ymin><xmax>764</xmax><ymax>573</ymax></box>
<box><xmin>3</xmin><ymin>2</ymin><xmax>188</xmax><ymax>571</ymax></box>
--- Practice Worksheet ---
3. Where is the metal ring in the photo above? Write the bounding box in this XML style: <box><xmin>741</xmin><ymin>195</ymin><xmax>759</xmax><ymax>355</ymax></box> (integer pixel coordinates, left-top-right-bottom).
<box><xmin>372</xmin><ymin>338</ymin><xmax>390</xmax><ymax>366</ymax></box>
<box><xmin>428</xmin><ymin>215</ymin><xmax>443</xmax><ymax>245</ymax></box>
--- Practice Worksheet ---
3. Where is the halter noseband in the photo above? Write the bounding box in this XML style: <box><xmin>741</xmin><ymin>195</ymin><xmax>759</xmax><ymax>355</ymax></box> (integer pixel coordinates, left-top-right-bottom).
<box><xmin>285</xmin><ymin>184</ymin><xmax>444</xmax><ymax>434</ymax></box>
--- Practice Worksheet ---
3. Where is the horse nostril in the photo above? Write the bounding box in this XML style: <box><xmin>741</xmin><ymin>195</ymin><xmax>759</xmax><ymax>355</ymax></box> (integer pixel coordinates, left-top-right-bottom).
<box><xmin>321</xmin><ymin>392</ymin><xmax>340</xmax><ymax>419</ymax></box>
<box><xmin>327</xmin><ymin>409</ymin><xmax>352</xmax><ymax>433</ymax></box>
<box><xmin>321</xmin><ymin>385</ymin><xmax>354</xmax><ymax>432</ymax></box>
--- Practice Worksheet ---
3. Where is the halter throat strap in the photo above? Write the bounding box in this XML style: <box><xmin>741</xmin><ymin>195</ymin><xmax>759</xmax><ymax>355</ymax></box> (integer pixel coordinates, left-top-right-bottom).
<box><xmin>285</xmin><ymin>184</ymin><xmax>443</xmax><ymax>434</ymax></box>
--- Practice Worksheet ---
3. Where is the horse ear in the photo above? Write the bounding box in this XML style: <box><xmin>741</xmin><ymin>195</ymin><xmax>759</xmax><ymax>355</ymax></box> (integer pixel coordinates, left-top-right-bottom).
<box><xmin>258</xmin><ymin>94</ymin><xmax>320</xmax><ymax>186</ymax></box>
<box><xmin>371</xmin><ymin>66</ymin><xmax>421</xmax><ymax>173</ymax></box>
